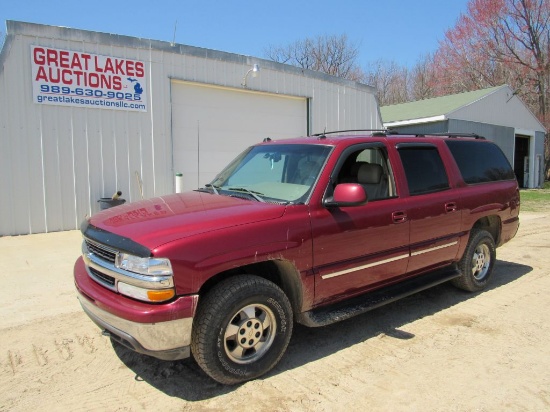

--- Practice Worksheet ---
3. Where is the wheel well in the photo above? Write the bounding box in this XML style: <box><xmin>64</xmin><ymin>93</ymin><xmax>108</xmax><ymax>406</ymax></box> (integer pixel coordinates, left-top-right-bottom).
<box><xmin>472</xmin><ymin>215</ymin><xmax>501</xmax><ymax>244</ymax></box>
<box><xmin>197</xmin><ymin>260</ymin><xmax>303</xmax><ymax>315</ymax></box>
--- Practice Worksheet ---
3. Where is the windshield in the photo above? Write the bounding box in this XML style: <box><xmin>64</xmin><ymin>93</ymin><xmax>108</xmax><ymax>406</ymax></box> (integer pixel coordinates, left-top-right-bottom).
<box><xmin>208</xmin><ymin>144</ymin><xmax>332</xmax><ymax>204</ymax></box>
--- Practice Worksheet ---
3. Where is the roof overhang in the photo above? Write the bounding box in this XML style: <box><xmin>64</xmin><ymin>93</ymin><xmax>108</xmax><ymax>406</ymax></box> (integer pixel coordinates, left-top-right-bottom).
<box><xmin>383</xmin><ymin>115</ymin><xmax>446</xmax><ymax>128</ymax></box>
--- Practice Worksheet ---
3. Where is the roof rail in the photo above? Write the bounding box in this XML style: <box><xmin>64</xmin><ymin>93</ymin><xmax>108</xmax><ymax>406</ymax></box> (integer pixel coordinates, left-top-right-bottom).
<box><xmin>416</xmin><ymin>132</ymin><xmax>486</xmax><ymax>140</ymax></box>
<box><xmin>311</xmin><ymin>129</ymin><xmax>399</xmax><ymax>138</ymax></box>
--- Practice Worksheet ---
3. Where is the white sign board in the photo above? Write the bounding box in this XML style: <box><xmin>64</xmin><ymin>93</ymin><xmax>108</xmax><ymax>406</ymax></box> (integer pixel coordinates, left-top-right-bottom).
<box><xmin>31</xmin><ymin>46</ymin><xmax>147</xmax><ymax>112</ymax></box>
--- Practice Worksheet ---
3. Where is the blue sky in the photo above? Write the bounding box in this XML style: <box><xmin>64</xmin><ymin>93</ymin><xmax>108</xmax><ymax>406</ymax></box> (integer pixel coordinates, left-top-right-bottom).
<box><xmin>1</xmin><ymin>0</ymin><xmax>470</xmax><ymax>69</ymax></box>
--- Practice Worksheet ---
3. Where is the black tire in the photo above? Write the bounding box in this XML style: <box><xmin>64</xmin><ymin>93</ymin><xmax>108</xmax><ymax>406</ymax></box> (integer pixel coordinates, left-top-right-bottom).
<box><xmin>191</xmin><ymin>275</ymin><xmax>293</xmax><ymax>384</ymax></box>
<box><xmin>452</xmin><ymin>229</ymin><xmax>496</xmax><ymax>292</ymax></box>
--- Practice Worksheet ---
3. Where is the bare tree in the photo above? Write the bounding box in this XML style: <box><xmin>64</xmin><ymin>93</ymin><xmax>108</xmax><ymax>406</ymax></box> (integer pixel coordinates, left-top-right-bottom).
<box><xmin>265</xmin><ymin>34</ymin><xmax>438</xmax><ymax>106</ymax></box>
<box><xmin>433</xmin><ymin>0</ymin><xmax>549</xmax><ymax>176</ymax></box>
<box><xmin>265</xmin><ymin>34</ymin><xmax>365</xmax><ymax>82</ymax></box>
<box><xmin>364</xmin><ymin>59</ymin><xmax>410</xmax><ymax>105</ymax></box>
<box><xmin>433</xmin><ymin>0</ymin><xmax>549</xmax><ymax>116</ymax></box>
<box><xmin>410</xmin><ymin>54</ymin><xmax>437</xmax><ymax>101</ymax></box>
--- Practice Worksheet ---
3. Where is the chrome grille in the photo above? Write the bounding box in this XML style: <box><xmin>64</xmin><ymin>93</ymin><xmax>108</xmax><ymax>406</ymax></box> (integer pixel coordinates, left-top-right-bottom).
<box><xmin>85</xmin><ymin>240</ymin><xmax>117</xmax><ymax>263</ymax></box>
<box><xmin>89</xmin><ymin>267</ymin><xmax>115</xmax><ymax>286</ymax></box>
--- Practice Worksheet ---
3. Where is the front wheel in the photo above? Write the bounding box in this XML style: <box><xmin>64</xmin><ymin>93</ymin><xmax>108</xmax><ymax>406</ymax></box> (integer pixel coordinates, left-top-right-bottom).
<box><xmin>452</xmin><ymin>229</ymin><xmax>496</xmax><ymax>292</ymax></box>
<box><xmin>191</xmin><ymin>275</ymin><xmax>293</xmax><ymax>384</ymax></box>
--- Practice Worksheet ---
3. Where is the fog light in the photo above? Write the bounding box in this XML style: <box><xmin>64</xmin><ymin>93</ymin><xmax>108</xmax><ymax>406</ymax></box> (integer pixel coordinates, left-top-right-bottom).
<box><xmin>118</xmin><ymin>282</ymin><xmax>175</xmax><ymax>302</ymax></box>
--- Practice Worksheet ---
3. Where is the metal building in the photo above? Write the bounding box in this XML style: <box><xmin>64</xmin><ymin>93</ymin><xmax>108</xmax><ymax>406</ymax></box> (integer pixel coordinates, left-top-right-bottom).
<box><xmin>0</xmin><ymin>21</ymin><xmax>382</xmax><ymax>236</ymax></box>
<box><xmin>381</xmin><ymin>86</ymin><xmax>546</xmax><ymax>189</ymax></box>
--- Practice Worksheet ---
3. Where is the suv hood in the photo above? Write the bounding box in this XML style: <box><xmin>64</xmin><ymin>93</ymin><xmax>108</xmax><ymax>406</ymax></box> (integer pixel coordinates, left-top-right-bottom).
<box><xmin>87</xmin><ymin>191</ymin><xmax>286</xmax><ymax>251</ymax></box>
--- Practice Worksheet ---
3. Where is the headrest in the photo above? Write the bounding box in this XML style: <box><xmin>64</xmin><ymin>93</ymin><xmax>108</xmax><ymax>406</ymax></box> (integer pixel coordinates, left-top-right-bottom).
<box><xmin>350</xmin><ymin>161</ymin><xmax>368</xmax><ymax>177</ymax></box>
<box><xmin>357</xmin><ymin>163</ymin><xmax>383</xmax><ymax>184</ymax></box>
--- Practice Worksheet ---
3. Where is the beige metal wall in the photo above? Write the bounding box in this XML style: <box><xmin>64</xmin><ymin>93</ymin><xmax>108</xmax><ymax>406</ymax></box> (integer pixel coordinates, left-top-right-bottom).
<box><xmin>0</xmin><ymin>21</ymin><xmax>382</xmax><ymax>236</ymax></box>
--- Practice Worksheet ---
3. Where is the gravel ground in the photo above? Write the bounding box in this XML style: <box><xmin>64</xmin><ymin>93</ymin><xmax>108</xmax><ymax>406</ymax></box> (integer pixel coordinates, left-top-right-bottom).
<box><xmin>1</xmin><ymin>212</ymin><xmax>549</xmax><ymax>411</ymax></box>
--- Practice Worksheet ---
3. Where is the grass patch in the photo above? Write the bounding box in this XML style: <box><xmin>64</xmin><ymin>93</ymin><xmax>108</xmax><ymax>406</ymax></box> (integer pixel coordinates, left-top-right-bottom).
<box><xmin>520</xmin><ymin>186</ymin><xmax>550</xmax><ymax>212</ymax></box>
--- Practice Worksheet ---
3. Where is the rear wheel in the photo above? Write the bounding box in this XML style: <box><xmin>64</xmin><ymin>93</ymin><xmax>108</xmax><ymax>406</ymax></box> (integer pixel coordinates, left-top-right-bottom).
<box><xmin>191</xmin><ymin>275</ymin><xmax>293</xmax><ymax>384</ymax></box>
<box><xmin>452</xmin><ymin>229</ymin><xmax>496</xmax><ymax>292</ymax></box>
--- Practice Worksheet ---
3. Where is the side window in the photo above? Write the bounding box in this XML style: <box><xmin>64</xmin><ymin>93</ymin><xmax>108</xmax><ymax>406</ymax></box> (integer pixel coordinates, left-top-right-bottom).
<box><xmin>398</xmin><ymin>146</ymin><xmax>449</xmax><ymax>195</ymax></box>
<box><xmin>445</xmin><ymin>140</ymin><xmax>515</xmax><ymax>184</ymax></box>
<box><xmin>336</xmin><ymin>146</ymin><xmax>395</xmax><ymax>200</ymax></box>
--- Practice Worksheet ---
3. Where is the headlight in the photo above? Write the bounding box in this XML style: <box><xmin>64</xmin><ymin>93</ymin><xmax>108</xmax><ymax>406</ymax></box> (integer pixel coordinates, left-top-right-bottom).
<box><xmin>115</xmin><ymin>253</ymin><xmax>173</xmax><ymax>276</ymax></box>
<box><xmin>115</xmin><ymin>253</ymin><xmax>175</xmax><ymax>302</ymax></box>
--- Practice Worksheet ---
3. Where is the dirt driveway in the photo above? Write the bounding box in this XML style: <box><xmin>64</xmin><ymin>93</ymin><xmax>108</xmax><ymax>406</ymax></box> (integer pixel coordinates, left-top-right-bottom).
<box><xmin>1</xmin><ymin>212</ymin><xmax>549</xmax><ymax>411</ymax></box>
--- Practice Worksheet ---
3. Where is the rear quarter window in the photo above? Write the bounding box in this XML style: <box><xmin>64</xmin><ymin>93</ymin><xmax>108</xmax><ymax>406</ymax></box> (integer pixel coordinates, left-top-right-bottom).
<box><xmin>398</xmin><ymin>146</ymin><xmax>450</xmax><ymax>195</ymax></box>
<box><xmin>445</xmin><ymin>140</ymin><xmax>515</xmax><ymax>184</ymax></box>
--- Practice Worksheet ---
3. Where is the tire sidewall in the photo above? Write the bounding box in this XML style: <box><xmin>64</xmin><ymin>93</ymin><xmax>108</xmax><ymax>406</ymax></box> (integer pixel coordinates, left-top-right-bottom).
<box><xmin>460</xmin><ymin>230</ymin><xmax>496</xmax><ymax>290</ymax></box>
<box><xmin>192</xmin><ymin>276</ymin><xmax>293</xmax><ymax>384</ymax></box>
<box><xmin>213</xmin><ymin>291</ymin><xmax>291</xmax><ymax>382</ymax></box>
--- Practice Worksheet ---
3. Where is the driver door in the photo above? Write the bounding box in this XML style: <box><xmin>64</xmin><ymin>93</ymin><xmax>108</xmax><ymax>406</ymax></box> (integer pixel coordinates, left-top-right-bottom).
<box><xmin>310</xmin><ymin>143</ymin><xmax>410</xmax><ymax>306</ymax></box>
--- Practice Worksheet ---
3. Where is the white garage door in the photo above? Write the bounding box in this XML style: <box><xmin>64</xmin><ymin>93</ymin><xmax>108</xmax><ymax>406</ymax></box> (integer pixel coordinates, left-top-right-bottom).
<box><xmin>171</xmin><ymin>81</ymin><xmax>308</xmax><ymax>192</ymax></box>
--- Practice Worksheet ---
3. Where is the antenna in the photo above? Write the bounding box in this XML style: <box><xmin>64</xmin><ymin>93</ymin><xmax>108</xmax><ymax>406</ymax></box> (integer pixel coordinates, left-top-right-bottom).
<box><xmin>171</xmin><ymin>20</ymin><xmax>178</xmax><ymax>46</ymax></box>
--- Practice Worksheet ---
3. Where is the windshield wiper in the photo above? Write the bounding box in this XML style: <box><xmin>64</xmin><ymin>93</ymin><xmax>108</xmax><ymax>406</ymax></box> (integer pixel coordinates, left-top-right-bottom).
<box><xmin>227</xmin><ymin>187</ymin><xmax>265</xmax><ymax>202</ymax></box>
<box><xmin>204</xmin><ymin>184</ymin><xmax>220</xmax><ymax>195</ymax></box>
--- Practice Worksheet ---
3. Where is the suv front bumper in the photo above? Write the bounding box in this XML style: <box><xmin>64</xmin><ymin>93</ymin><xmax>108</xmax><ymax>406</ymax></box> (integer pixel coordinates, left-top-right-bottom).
<box><xmin>74</xmin><ymin>257</ymin><xmax>198</xmax><ymax>361</ymax></box>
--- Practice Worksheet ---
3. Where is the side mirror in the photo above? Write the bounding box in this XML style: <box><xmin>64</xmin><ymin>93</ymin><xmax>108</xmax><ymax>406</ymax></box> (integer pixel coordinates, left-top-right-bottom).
<box><xmin>324</xmin><ymin>183</ymin><xmax>368</xmax><ymax>207</ymax></box>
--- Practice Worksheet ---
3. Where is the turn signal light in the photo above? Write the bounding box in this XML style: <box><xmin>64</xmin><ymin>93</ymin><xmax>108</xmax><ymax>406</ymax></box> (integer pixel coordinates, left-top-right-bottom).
<box><xmin>147</xmin><ymin>289</ymin><xmax>176</xmax><ymax>302</ymax></box>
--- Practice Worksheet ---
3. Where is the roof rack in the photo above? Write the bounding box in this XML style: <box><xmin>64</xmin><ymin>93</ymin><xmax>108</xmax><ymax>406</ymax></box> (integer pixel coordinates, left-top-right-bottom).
<box><xmin>311</xmin><ymin>129</ymin><xmax>399</xmax><ymax>139</ymax></box>
<box><xmin>415</xmin><ymin>132</ymin><xmax>486</xmax><ymax>140</ymax></box>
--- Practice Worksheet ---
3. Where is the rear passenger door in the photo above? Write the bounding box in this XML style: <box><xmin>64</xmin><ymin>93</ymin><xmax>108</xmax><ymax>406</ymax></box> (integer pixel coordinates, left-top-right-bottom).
<box><xmin>396</xmin><ymin>143</ymin><xmax>461</xmax><ymax>274</ymax></box>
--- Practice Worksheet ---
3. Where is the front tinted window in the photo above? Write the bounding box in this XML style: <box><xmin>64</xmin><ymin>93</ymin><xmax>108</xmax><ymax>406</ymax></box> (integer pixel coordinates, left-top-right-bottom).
<box><xmin>398</xmin><ymin>146</ymin><xmax>450</xmax><ymax>195</ymax></box>
<box><xmin>335</xmin><ymin>145</ymin><xmax>396</xmax><ymax>200</ymax></box>
<box><xmin>446</xmin><ymin>140</ymin><xmax>515</xmax><ymax>184</ymax></box>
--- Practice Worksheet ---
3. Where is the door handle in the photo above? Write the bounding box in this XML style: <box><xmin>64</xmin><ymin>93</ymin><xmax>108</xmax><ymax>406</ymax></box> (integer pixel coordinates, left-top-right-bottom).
<box><xmin>392</xmin><ymin>211</ymin><xmax>408</xmax><ymax>224</ymax></box>
<box><xmin>445</xmin><ymin>202</ymin><xmax>458</xmax><ymax>213</ymax></box>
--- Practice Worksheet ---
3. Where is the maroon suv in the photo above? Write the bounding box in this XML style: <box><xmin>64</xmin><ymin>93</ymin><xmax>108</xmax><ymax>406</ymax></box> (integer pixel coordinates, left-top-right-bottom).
<box><xmin>74</xmin><ymin>131</ymin><xmax>520</xmax><ymax>384</ymax></box>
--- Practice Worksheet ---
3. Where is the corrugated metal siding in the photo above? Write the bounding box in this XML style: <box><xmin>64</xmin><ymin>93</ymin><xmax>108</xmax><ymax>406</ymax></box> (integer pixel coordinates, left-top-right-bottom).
<box><xmin>534</xmin><ymin>131</ymin><xmax>545</xmax><ymax>187</ymax></box>
<box><xmin>389</xmin><ymin>121</ymin><xmax>449</xmax><ymax>135</ymax></box>
<box><xmin>0</xmin><ymin>21</ymin><xmax>381</xmax><ymax>236</ymax></box>
<box><xmin>451</xmin><ymin>86</ymin><xmax>545</xmax><ymax>132</ymax></box>
<box><xmin>0</xmin><ymin>28</ymin><xmax>172</xmax><ymax>235</ymax></box>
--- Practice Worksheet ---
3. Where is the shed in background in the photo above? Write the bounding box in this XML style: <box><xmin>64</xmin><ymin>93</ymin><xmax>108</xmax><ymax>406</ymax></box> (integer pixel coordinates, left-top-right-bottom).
<box><xmin>381</xmin><ymin>85</ymin><xmax>546</xmax><ymax>189</ymax></box>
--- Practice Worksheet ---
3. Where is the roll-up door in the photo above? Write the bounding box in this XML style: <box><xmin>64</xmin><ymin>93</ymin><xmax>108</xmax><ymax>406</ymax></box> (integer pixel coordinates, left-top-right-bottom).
<box><xmin>171</xmin><ymin>81</ymin><xmax>307</xmax><ymax>192</ymax></box>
